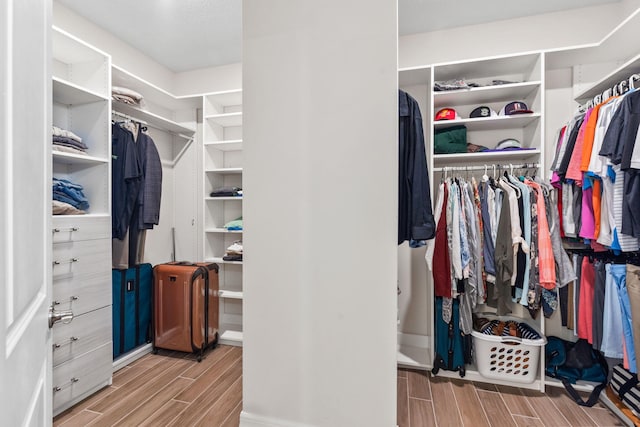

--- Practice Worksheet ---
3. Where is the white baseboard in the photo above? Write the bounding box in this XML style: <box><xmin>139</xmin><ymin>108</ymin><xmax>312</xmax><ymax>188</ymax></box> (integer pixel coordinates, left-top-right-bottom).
<box><xmin>397</xmin><ymin>332</ymin><xmax>430</xmax><ymax>369</ymax></box>
<box><xmin>112</xmin><ymin>343</ymin><xmax>153</xmax><ymax>372</ymax></box>
<box><xmin>239</xmin><ymin>411</ymin><xmax>314</xmax><ymax>427</ymax></box>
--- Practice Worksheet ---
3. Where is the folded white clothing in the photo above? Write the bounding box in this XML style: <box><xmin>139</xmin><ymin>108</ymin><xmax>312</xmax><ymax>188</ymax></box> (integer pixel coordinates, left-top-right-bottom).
<box><xmin>112</xmin><ymin>85</ymin><xmax>144</xmax><ymax>101</ymax></box>
<box><xmin>52</xmin><ymin>145</ymin><xmax>87</xmax><ymax>156</ymax></box>
<box><xmin>52</xmin><ymin>125</ymin><xmax>82</xmax><ymax>143</ymax></box>
<box><xmin>52</xmin><ymin>200</ymin><xmax>85</xmax><ymax>215</ymax></box>
<box><xmin>226</xmin><ymin>241</ymin><xmax>243</xmax><ymax>253</ymax></box>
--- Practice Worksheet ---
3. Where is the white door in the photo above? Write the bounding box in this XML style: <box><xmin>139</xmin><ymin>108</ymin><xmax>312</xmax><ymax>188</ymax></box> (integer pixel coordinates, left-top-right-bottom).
<box><xmin>1</xmin><ymin>0</ymin><xmax>53</xmax><ymax>425</ymax></box>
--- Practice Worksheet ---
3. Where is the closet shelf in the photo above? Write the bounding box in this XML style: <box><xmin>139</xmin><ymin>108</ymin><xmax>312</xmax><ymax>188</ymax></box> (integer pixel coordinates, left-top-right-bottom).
<box><xmin>205</xmin><ymin>196</ymin><xmax>243</xmax><ymax>201</ymax></box>
<box><xmin>205</xmin><ymin>228</ymin><xmax>243</xmax><ymax>234</ymax></box>
<box><xmin>53</xmin><ymin>77</ymin><xmax>109</xmax><ymax>105</ymax></box>
<box><xmin>205</xmin><ymin>167</ymin><xmax>243</xmax><ymax>174</ymax></box>
<box><xmin>111</xmin><ymin>65</ymin><xmax>201</xmax><ymax>111</ymax></box>
<box><xmin>207</xmin><ymin>257</ymin><xmax>243</xmax><ymax>265</ymax></box>
<box><xmin>433</xmin><ymin>113</ymin><xmax>541</xmax><ymax>132</ymax></box>
<box><xmin>204</xmin><ymin>140</ymin><xmax>243</xmax><ymax>151</ymax></box>
<box><xmin>574</xmin><ymin>51</ymin><xmax>640</xmax><ymax>102</ymax></box>
<box><xmin>398</xmin><ymin>66</ymin><xmax>431</xmax><ymax>87</ymax></box>
<box><xmin>219</xmin><ymin>290</ymin><xmax>243</xmax><ymax>300</ymax></box>
<box><xmin>433</xmin><ymin>149</ymin><xmax>541</xmax><ymax>166</ymax></box>
<box><xmin>432</xmin><ymin>362</ymin><xmax>542</xmax><ymax>391</ymax></box>
<box><xmin>205</xmin><ymin>89</ymin><xmax>242</xmax><ymax>107</ymax></box>
<box><xmin>434</xmin><ymin>53</ymin><xmax>540</xmax><ymax>82</ymax></box>
<box><xmin>112</xmin><ymin>101</ymin><xmax>196</xmax><ymax>135</ymax></box>
<box><xmin>53</xmin><ymin>151</ymin><xmax>110</xmax><ymax>166</ymax></box>
<box><xmin>205</xmin><ymin>112</ymin><xmax>243</xmax><ymax>127</ymax></box>
<box><xmin>433</xmin><ymin>81</ymin><xmax>541</xmax><ymax>108</ymax></box>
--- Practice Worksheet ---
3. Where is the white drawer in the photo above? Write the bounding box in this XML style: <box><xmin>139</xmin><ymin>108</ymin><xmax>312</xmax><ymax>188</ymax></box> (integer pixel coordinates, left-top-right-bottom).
<box><xmin>52</xmin><ymin>342</ymin><xmax>112</xmax><ymax>414</ymax></box>
<box><xmin>52</xmin><ymin>215</ymin><xmax>110</xmax><ymax>243</ymax></box>
<box><xmin>52</xmin><ymin>240</ymin><xmax>111</xmax><ymax>316</ymax></box>
<box><xmin>52</xmin><ymin>306</ymin><xmax>112</xmax><ymax>367</ymax></box>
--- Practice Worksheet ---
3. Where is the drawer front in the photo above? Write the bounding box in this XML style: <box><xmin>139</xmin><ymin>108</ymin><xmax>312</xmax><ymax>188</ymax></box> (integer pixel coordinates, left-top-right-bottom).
<box><xmin>52</xmin><ymin>306</ymin><xmax>112</xmax><ymax>367</ymax></box>
<box><xmin>52</xmin><ymin>215</ymin><xmax>110</xmax><ymax>243</ymax></box>
<box><xmin>53</xmin><ymin>342</ymin><xmax>112</xmax><ymax>414</ymax></box>
<box><xmin>53</xmin><ymin>239</ymin><xmax>111</xmax><ymax>315</ymax></box>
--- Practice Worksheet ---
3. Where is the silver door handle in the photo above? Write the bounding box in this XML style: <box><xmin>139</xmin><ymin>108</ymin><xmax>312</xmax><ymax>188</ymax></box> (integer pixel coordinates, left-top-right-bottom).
<box><xmin>48</xmin><ymin>306</ymin><xmax>73</xmax><ymax>328</ymax></box>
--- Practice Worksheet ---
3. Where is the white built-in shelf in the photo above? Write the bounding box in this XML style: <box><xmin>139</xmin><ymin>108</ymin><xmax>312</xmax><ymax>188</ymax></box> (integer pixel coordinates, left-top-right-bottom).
<box><xmin>574</xmin><ymin>52</ymin><xmax>640</xmax><ymax>102</ymax></box>
<box><xmin>52</xmin><ymin>77</ymin><xmax>109</xmax><ymax>105</ymax></box>
<box><xmin>398</xmin><ymin>66</ymin><xmax>431</xmax><ymax>86</ymax></box>
<box><xmin>433</xmin><ymin>149</ymin><xmax>541</xmax><ymax>166</ymax></box>
<box><xmin>113</xmin><ymin>101</ymin><xmax>196</xmax><ymax>136</ymax></box>
<box><xmin>205</xmin><ymin>196</ymin><xmax>243</xmax><ymax>201</ymax></box>
<box><xmin>205</xmin><ymin>228</ymin><xmax>243</xmax><ymax>234</ymax></box>
<box><xmin>204</xmin><ymin>140</ymin><xmax>243</xmax><ymax>151</ymax></box>
<box><xmin>205</xmin><ymin>89</ymin><xmax>242</xmax><ymax>107</ymax></box>
<box><xmin>111</xmin><ymin>65</ymin><xmax>200</xmax><ymax>111</ymax></box>
<box><xmin>206</xmin><ymin>167</ymin><xmax>243</xmax><ymax>174</ymax></box>
<box><xmin>219</xmin><ymin>330</ymin><xmax>243</xmax><ymax>346</ymax></box>
<box><xmin>219</xmin><ymin>290</ymin><xmax>243</xmax><ymax>300</ymax></box>
<box><xmin>433</xmin><ymin>113</ymin><xmax>540</xmax><ymax>132</ymax></box>
<box><xmin>433</xmin><ymin>81</ymin><xmax>541</xmax><ymax>108</ymax></box>
<box><xmin>205</xmin><ymin>112</ymin><xmax>243</xmax><ymax>127</ymax></box>
<box><xmin>432</xmin><ymin>361</ymin><xmax>542</xmax><ymax>391</ymax></box>
<box><xmin>207</xmin><ymin>257</ymin><xmax>243</xmax><ymax>265</ymax></box>
<box><xmin>52</xmin><ymin>213</ymin><xmax>110</xmax><ymax>220</ymax></box>
<box><xmin>52</xmin><ymin>152</ymin><xmax>109</xmax><ymax>166</ymax></box>
<box><xmin>546</xmin><ymin>9</ymin><xmax>640</xmax><ymax>71</ymax></box>
<box><xmin>434</xmin><ymin>53</ymin><xmax>540</xmax><ymax>82</ymax></box>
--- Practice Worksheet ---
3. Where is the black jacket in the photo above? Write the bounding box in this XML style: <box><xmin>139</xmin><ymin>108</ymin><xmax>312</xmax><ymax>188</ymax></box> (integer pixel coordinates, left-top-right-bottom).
<box><xmin>398</xmin><ymin>90</ymin><xmax>435</xmax><ymax>244</ymax></box>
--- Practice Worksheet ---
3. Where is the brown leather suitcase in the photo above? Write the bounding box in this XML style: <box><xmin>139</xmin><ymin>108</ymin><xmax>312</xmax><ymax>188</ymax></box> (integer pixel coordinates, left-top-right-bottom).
<box><xmin>153</xmin><ymin>262</ymin><xmax>219</xmax><ymax>361</ymax></box>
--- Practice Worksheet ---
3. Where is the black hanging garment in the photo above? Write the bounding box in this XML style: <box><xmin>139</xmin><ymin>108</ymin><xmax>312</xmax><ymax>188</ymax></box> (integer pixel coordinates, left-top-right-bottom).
<box><xmin>398</xmin><ymin>90</ymin><xmax>435</xmax><ymax>245</ymax></box>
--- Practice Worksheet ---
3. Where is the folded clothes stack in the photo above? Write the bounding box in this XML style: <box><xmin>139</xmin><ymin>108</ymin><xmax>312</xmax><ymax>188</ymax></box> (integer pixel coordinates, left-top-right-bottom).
<box><xmin>210</xmin><ymin>186</ymin><xmax>242</xmax><ymax>197</ymax></box>
<box><xmin>224</xmin><ymin>216</ymin><xmax>243</xmax><ymax>231</ymax></box>
<box><xmin>52</xmin><ymin>177</ymin><xmax>90</xmax><ymax>213</ymax></box>
<box><xmin>223</xmin><ymin>240</ymin><xmax>243</xmax><ymax>262</ymax></box>
<box><xmin>112</xmin><ymin>85</ymin><xmax>145</xmax><ymax>107</ymax></box>
<box><xmin>52</xmin><ymin>126</ymin><xmax>88</xmax><ymax>155</ymax></box>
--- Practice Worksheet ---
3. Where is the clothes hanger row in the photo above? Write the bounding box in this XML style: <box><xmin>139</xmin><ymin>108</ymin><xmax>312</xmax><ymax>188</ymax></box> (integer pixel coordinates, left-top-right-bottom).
<box><xmin>111</xmin><ymin>110</ymin><xmax>149</xmax><ymax>131</ymax></box>
<box><xmin>581</xmin><ymin>73</ymin><xmax>640</xmax><ymax>111</ymax></box>
<box><xmin>435</xmin><ymin>163</ymin><xmax>540</xmax><ymax>180</ymax></box>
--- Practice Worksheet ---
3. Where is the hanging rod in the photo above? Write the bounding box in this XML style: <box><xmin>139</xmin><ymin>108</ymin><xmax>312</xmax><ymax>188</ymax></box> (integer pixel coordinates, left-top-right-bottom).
<box><xmin>580</xmin><ymin>73</ymin><xmax>640</xmax><ymax>111</ymax></box>
<box><xmin>111</xmin><ymin>109</ymin><xmax>148</xmax><ymax>125</ymax></box>
<box><xmin>433</xmin><ymin>163</ymin><xmax>539</xmax><ymax>172</ymax></box>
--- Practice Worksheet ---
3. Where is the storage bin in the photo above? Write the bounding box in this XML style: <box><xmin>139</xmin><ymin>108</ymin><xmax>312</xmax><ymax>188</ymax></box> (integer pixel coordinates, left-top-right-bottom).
<box><xmin>472</xmin><ymin>320</ymin><xmax>546</xmax><ymax>384</ymax></box>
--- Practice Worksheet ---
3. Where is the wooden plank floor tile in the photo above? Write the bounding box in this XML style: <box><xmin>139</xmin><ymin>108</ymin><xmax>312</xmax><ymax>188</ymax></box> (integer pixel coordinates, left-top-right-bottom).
<box><xmin>53</xmin><ymin>386</ymin><xmax>116</xmax><ymax>425</ymax></box>
<box><xmin>166</xmin><ymin>358</ymin><xmax>243</xmax><ymax>427</ymax></box>
<box><xmin>138</xmin><ymin>400</ymin><xmax>188</xmax><ymax>427</ymax></box>
<box><xmin>581</xmin><ymin>407</ymin><xmax>625</xmax><ymax>426</ymax></box>
<box><xmin>407</xmin><ymin>370</ymin><xmax>431</xmax><ymax>400</ymax></box>
<box><xmin>430</xmin><ymin>376</ymin><xmax>463</xmax><ymax>426</ymax></box>
<box><xmin>409</xmin><ymin>397</ymin><xmax>436</xmax><ymax>426</ymax></box>
<box><xmin>56</xmin><ymin>410</ymin><xmax>101</xmax><ymax>427</ymax></box>
<box><xmin>545</xmin><ymin>386</ymin><xmax>596</xmax><ymax>426</ymax></box>
<box><xmin>398</xmin><ymin>368</ymin><xmax>408</xmax><ymax>378</ymax></box>
<box><xmin>179</xmin><ymin>345</ymin><xmax>234</xmax><ymax>380</ymax></box>
<box><xmin>111</xmin><ymin>364</ymin><xmax>149</xmax><ymax>388</ymax></box>
<box><xmin>521</xmin><ymin>389</ymin><xmax>571</xmax><ymax>427</ymax></box>
<box><xmin>477</xmin><ymin>389</ymin><xmax>516</xmax><ymax>427</ymax></box>
<box><xmin>474</xmin><ymin>381</ymin><xmax>499</xmax><ymax>392</ymax></box>
<box><xmin>512</xmin><ymin>415</ymin><xmax>544</xmax><ymax>427</ymax></box>
<box><xmin>397</xmin><ymin>377</ymin><xmax>409</xmax><ymax>427</ymax></box>
<box><xmin>112</xmin><ymin>377</ymin><xmax>194</xmax><ymax>427</ymax></box>
<box><xmin>174</xmin><ymin>348</ymin><xmax>241</xmax><ymax>402</ymax></box>
<box><xmin>195</xmin><ymin>376</ymin><xmax>243</xmax><ymax>426</ymax></box>
<box><xmin>450</xmin><ymin>379</ymin><xmax>490</xmax><ymax>427</ymax></box>
<box><xmin>496</xmin><ymin>385</ymin><xmax>536</xmax><ymax>418</ymax></box>
<box><xmin>220</xmin><ymin>401</ymin><xmax>243</xmax><ymax>427</ymax></box>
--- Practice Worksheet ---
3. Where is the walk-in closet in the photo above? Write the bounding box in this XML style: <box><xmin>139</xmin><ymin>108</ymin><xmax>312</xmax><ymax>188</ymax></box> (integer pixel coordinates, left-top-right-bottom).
<box><xmin>5</xmin><ymin>1</ymin><xmax>640</xmax><ymax>426</ymax></box>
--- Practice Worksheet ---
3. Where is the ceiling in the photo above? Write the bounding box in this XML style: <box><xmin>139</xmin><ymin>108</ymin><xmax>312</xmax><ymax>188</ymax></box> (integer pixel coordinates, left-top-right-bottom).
<box><xmin>57</xmin><ymin>0</ymin><xmax>621</xmax><ymax>73</ymax></box>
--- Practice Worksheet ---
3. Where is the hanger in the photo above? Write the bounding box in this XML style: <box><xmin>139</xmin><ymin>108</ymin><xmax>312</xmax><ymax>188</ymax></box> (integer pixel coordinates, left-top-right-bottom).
<box><xmin>630</xmin><ymin>74</ymin><xmax>640</xmax><ymax>91</ymax></box>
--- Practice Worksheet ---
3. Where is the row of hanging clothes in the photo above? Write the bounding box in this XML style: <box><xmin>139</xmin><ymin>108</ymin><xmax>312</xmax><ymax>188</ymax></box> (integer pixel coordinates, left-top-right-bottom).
<box><xmin>111</xmin><ymin>111</ymin><xmax>163</xmax><ymax>269</ymax></box>
<box><xmin>550</xmin><ymin>73</ymin><xmax>640</xmax><ymax>253</ymax></box>
<box><xmin>425</xmin><ymin>164</ymin><xmax>576</xmax><ymax>334</ymax></box>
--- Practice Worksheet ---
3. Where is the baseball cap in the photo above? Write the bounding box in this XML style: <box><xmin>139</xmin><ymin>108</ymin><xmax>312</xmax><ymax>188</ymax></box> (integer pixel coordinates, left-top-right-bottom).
<box><xmin>495</xmin><ymin>138</ymin><xmax>522</xmax><ymax>150</ymax></box>
<box><xmin>499</xmin><ymin>101</ymin><xmax>533</xmax><ymax>116</ymax></box>
<box><xmin>434</xmin><ymin>108</ymin><xmax>460</xmax><ymax>121</ymax></box>
<box><xmin>469</xmin><ymin>106</ymin><xmax>497</xmax><ymax>119</ymax></box>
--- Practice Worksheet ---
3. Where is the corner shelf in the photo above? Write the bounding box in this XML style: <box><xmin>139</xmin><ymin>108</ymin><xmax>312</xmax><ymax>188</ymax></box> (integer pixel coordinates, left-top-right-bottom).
<box><xmin>205</xmin><ymin>112</ymin><xmax>243</xmax><ymax>127</ymax></box>
<box><xmin>433</xmin><ymin>81</ymin><xmax>541</xmax><ymax>107</ymax></box>
<box><xmin>205</xmin><ymin>228</ymin><xmax>243</xmax><ymax>234</ymax></box>
<box><xmin>207</xmin><ymin>257</ymin><xmax>243</xmax><ymax>265</ymax></box>
<box><xmin>112</xmin><ymin>101</ymin><xmax>196</xmax><ymax>136</ymax></box>
<box><xmin>204</xmin><ymin>140</ymin><xmax>243</xmax><ymax>151</ymax></box>
<box><xmin>205</xmin><ymin>196</ymin><xmax>243</xmax><ymax>201</ymax></box>
<box><xmin>52</xmin><ymin>152</ymin><xmax>110</xmax><ymax>166</ymax></box>
<box><xmin>206</xmin><ymin>167</ymin><xmax>243</xmax><ymax>174</ymax></box>
<box><xmin>53</xmin><ymin>77</ymin><xmax>109</xmax><ymax>105</ymax></box>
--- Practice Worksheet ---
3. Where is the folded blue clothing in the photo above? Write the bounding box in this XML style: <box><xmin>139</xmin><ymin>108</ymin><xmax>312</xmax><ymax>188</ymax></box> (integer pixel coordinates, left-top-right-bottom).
<box><xmin>52</xmin><ymin>177</ymin><xmax>89</xmax><ymax>210</ymax></box>
<box><xmin>53</xmin><ymin>190</ymin><xmax>89</xmax><ymax>211</ymax></box>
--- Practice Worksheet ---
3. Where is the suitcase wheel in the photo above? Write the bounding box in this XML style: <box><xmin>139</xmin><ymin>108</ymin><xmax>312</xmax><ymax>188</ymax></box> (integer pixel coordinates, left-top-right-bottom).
<box><xmin>431</xmin><ymin>366</ymin><xmax>439</xmax><ymax>376</ymax></box>
<box><xmin>152</xmin><ymin>347</ymin><xmax>158</xmax><ymax>355</ymax></box>
<box><xmin>197</xmin><ymin>354</ymin><xmax>203</xmax><ymax>363</ymax></box>
<box><xmin>459</xmin><ymin>366</ymin><xmax>466</xmax><ymax>378</ymax></box>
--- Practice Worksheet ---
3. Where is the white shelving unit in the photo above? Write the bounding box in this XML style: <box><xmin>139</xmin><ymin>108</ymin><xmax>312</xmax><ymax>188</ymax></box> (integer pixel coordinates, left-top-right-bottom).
<box><xmin>399</xmin><ymin>51</ymin><xmax>546</xmax><ymax>390</ymax></box>
<box><xmin>51</xmin><ymin>26</ymin><xmax>113</xmax><ymax>416</ymax></box>
<box><xmin>203</xmin><ymin>89</ymin><xmax>244</xmax><ymax>347</ymax></box>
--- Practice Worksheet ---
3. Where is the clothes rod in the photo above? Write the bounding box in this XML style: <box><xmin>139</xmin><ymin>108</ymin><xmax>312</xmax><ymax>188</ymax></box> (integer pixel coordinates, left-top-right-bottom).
<box><xmin>433</xmin><ymin>163</ymin><xmax>539</xmax><ymax>172</ymax></box>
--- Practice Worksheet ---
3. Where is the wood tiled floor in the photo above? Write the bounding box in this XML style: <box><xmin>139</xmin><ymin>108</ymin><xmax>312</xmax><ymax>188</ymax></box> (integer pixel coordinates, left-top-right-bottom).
<box><xmin>398</xmin><ymin>368</ymin><xmax>626</xmax><ymax>427</ymax></box>
<box><xmin>55</xmin><ymin>349</ymin><xmax>626</xmax><ymax>427</ymax></box>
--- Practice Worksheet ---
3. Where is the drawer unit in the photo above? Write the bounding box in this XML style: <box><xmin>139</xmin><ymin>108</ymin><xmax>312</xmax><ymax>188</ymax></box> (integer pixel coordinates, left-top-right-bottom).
<box><xmin>52</xmin><ymin>215</ymin><xmax>110</xmax><ymax>243</ymax></box>
<box><xmin>52</xmin><ymin>238</ymin><xmax>111</xmax><ymax>316</ymax></box>
<box><xmin>52</xmin><ymin>306</ymin><xmax>112</xmax><ymax>367</ymax></box>
<box><xmin>53</xmin><ymin>342</ymin><xmax>112</xmax><ymax>415</ymax></box>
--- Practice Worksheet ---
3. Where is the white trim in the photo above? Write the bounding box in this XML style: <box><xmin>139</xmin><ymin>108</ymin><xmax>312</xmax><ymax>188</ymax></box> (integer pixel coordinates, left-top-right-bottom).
<box><xmin>240</xmin><ymin>412</ymin><xmax>315</xmax><ymax>427</ymax></box>
<box><xmin>4</xmin><ymin>0</ymin><xmax>13</xmax><ymax>327</ymax></box>
<box><xmin>6</xmin><ymin>291</ymin><xmax>45</xmax><ymax>358</ymax></box>
<box><xmin>22</xmin><ymin>361</ymin><xmax>45</xmax><ymax>427</ymax></box>
<box><xmin>112</xmin><ymin>343</ymin><xmax>153</xmax><ymax>372</ymax></box>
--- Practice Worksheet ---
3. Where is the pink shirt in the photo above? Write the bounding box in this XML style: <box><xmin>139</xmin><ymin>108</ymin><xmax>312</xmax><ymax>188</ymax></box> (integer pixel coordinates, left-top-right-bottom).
<box><xmin>578</xmin><ymin>257</ymin><xmax>595</xmax><ymax>342</ymax></box>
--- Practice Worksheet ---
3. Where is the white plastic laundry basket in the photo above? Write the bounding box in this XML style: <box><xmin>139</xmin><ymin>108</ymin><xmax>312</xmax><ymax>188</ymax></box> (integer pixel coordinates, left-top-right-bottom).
<box><xmin>472</xmin><ymin>325</ymin><xmax>547</xmax><ymax>384</ymax></box>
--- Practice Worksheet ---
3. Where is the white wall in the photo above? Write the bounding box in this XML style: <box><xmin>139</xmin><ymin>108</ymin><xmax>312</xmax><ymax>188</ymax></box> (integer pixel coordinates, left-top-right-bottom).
<box><xmin>399</xmin><ymin>3</ymin><xmax>626</xmax><ymax>69</ymax></box>
<box><xmin>242</xmin><ymin>0</ymin><xmax>398</xmax><ymax>426</ymax></box>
